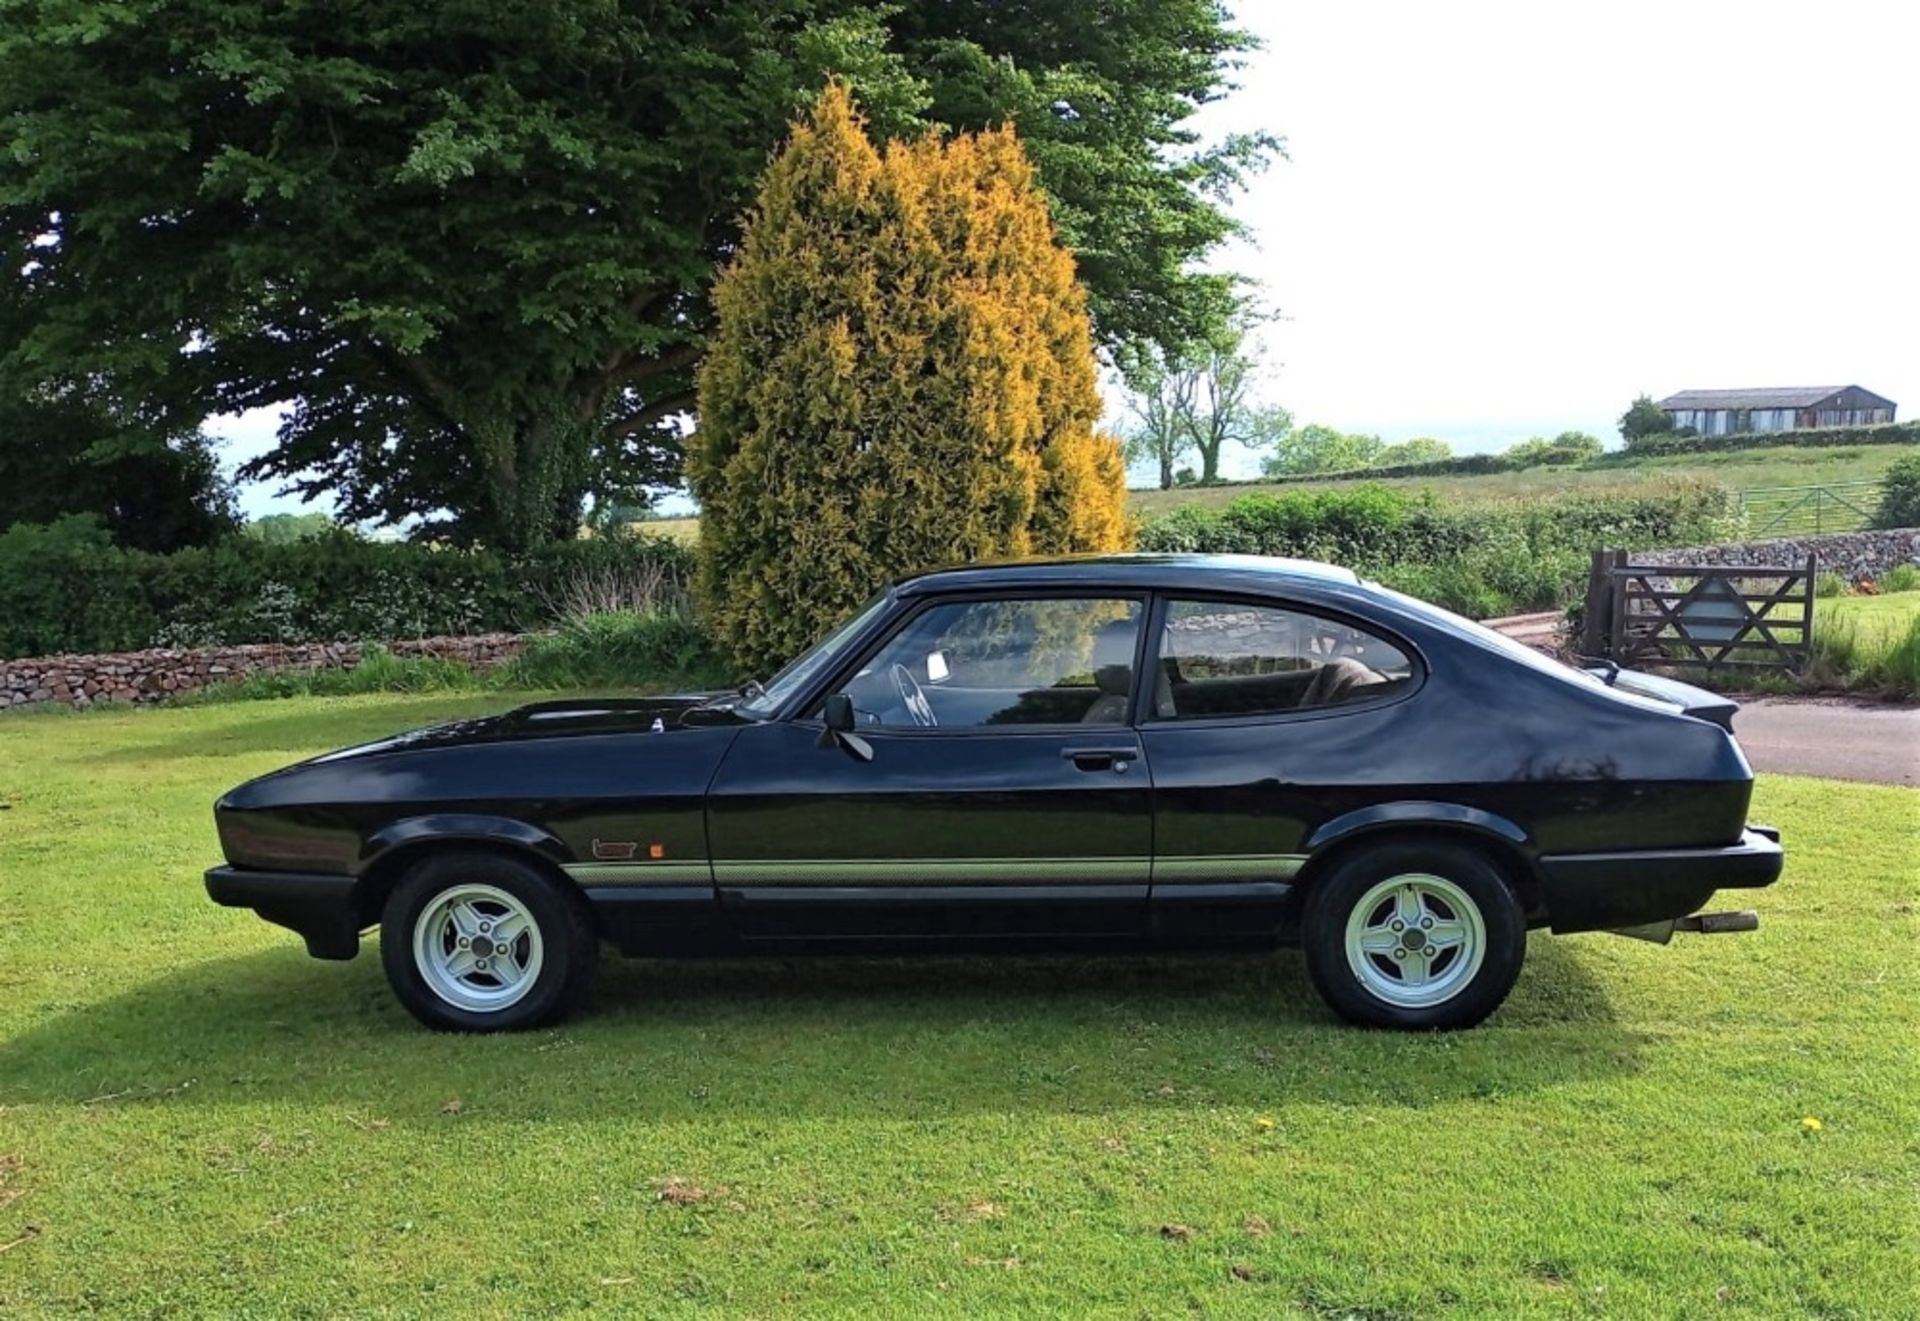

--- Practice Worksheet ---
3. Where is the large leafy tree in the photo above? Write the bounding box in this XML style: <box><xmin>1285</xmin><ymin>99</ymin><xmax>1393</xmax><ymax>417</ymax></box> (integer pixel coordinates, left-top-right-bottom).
<box><xmin>692</xmin><ymin>88</ymin><xmax>1127</xmax><ymax>674</ymax></box>
<box><xmin>0</xmin><ymin>302</ymin><xmax>237</xmax><ymax>550</ymax></box>
<box><xmin>1619</xmin><ymin>394</ymin><xmax>1671</xmax><ymax>445</ymax></box>
<box><xmin>1122</xmin><ymin>315</ymin><xmax>1290</xmax><ymax>487</ymax></box>
<box><xmin>1261</xmin><ymin>424</ymin><xmax>1387</xmax><ymax>477</ymax></box>
<box><xmin>0</xmin><ymin>393</ymin><xmax>238</xmax><ymax>551</ymax></box>
<box><xmin>0</xmin><ymin>1</ymin><xmax>1267</xmax><ymax>549</ymax></box>
<box><xmin>1173</xmin><ymin>320</ymin><xmax>1292</xmax><ymax>484</ymax></box>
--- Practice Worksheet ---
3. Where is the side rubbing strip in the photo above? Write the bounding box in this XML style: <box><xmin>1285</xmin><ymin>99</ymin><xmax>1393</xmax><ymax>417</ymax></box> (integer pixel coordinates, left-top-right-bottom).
<box><xmin>566</xmin><ymin>856</ymin><xmax>1305</xmax><ymax>887</ymax></box>
<box><xmin>564</xmin><ymin>861</ymin><xmax>714</xmax><ymax>886</ymax></box>
<box><xmin>713</xmin><ymin>858</ymin><xmax>1151</xmax><ymax>886</ymax></box>
<box><xmin>1152</xmin><ymin>855</ymin><xmax>1306</xmax><ymax>883</ymax></box>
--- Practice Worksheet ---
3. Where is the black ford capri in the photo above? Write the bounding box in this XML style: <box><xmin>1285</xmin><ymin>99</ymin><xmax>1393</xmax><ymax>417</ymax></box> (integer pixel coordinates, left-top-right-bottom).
<box><xmin>207</xmin><ymin>554</ymin><xmax>1781</xmax><ymax>1032</ymax></box>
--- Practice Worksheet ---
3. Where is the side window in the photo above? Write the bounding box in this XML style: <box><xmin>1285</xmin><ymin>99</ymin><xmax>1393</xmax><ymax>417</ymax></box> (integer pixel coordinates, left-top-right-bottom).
<box><xmin>1152</xmin><ymin>600</ymin><xmax>1413</xmax><ymax>720</ymax></box>
<box><xmin>838</xmin><ymin>597</ymin><xmax>1142</xmax><ymax>729</ymax></box>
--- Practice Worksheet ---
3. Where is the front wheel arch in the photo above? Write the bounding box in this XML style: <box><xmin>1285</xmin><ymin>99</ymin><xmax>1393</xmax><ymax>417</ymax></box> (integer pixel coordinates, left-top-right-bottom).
<box><xmin>354</xmin><ymin>837</ymin><xmax>589</xmax><ymax>935</ymax></box>
<box><xmin>377</xmin><ymin>847</ymin><xmax>599</xmax><ymax>1031</ymax></box>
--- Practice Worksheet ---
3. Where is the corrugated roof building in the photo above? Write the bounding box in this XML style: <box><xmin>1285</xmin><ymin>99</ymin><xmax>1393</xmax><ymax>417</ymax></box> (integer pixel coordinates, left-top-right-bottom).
<box><xmin>1657</xmin><ymin>386</ymin><xmax>1896</xmax><ymax>436</ymax></box>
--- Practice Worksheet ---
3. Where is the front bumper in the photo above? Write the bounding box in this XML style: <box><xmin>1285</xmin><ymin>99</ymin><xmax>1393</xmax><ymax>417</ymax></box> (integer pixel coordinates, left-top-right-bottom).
<box><xmin>1535</xmin><ymin>826</ymin><xmax>1783</xmax><ymax>935</ymax></box>
<box><xmin>205</xmin><ymin>865</ymin><xmax>363</xmax><ymax>960</ymax></box>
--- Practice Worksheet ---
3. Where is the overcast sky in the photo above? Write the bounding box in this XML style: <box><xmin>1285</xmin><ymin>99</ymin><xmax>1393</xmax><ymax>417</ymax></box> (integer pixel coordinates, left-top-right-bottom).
<box><xmin>1190</xmin><ymin>0</ymin><xmax>1919</xmax><ymax>474</ymax></box>
<box><xmin>219</xmin><ymin>0</ymin><xmax>1920</xmax><ymax>515</ymax></box>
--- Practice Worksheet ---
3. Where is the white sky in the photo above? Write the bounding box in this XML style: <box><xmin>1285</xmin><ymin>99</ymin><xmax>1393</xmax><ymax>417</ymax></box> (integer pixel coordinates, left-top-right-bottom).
<box><xmin>1190</xmin><ymin>0</ymin><xmax>1920</xmax><ymax>474</ymax></box>
<box><xmin>219</xmin><ymin>0</ymin><xmax>1920</xmax><ymax>514</ymax></box>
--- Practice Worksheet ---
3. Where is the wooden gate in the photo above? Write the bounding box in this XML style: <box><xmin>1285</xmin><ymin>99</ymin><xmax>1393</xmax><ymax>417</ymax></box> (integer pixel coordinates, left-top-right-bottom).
<box><xmin>1580</xmin><ymin>550</ymin><xmax>1816</xmax><ymax>674</ymax></box>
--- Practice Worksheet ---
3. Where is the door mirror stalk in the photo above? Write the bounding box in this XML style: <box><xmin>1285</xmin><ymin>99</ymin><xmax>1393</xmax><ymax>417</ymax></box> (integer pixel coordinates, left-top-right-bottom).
<box><xmin>818</xmin><ymin>693</ymin><xmax>875</xmax><ymax>762</ymax></box>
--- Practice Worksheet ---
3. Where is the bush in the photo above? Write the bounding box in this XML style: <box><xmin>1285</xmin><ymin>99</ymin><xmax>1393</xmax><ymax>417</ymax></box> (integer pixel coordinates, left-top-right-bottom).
<box><xmin>1882</xmin><ymin>563</ymin><xmax>1920</xmax><ymax>593</ymax></box>
<box><xmin>690</xmin><ymin>85</ymin><xmax>1127</xmax><ymax>676</ymax></box>
<box><xmin>1618</xmin><ymin>394</ymin><xmax>1670</xmax><ymax>444</ymax></box>
<box><xmin>1872</xmin><ymin>454</ymin><xmax>1920</xmax><ymax>529</ymax></box>
<box><xmin>500</xmin><ymin>610</ymin><xmax>729</xmax><ymax>691</ymax></box>
<box><xmin>1624</xmin><ymin>421</ymin><xmax>1919</xmax><ymax>458</ymax></box>
<box><xmin>1815</xmin><ymin>572</ymin><xmax>1850</xmax><ymax>599</ymax></box>
<box><xmin>0</xmin><ymin>520</ymin><xmax>694</xmax><ymax>660</ymax></box>
<box><xmin>189</xmin><ymin>647</ymin><xmax>484</xmax><ymax>705</ymax></box>
<box><xmin>1135</xmin><ymin>480</ymin><xmax>1742</xmax><ymax>617</ymax></box>
<box><xmin>0</xmin><ymin>516</ymin><xmax>157</xmax><ymax>656</ymax></box>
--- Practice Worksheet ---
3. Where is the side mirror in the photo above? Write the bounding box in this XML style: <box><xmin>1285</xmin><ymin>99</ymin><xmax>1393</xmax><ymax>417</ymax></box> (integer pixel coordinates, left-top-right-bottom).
<box><xmin>823</xmin><ymin>692</ymin><xmax>856</xmax><ymax>733</ymax></box>
<box><xmin>816</xmin><ymin>692</ymin><xmax>874</xmax><ymax>762</ymax></box>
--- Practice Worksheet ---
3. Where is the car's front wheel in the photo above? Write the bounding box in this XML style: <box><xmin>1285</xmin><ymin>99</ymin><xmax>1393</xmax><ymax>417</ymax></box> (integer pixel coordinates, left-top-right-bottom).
<box><xmin>379</xmin><ymin>851</ymin><xmax>598</xmax><ymax>1032</ymax></box>
<box><xmin>1302</xmin><ymin>838</ymin><xmax>1525</xmax><ymax>1030</ymax></box>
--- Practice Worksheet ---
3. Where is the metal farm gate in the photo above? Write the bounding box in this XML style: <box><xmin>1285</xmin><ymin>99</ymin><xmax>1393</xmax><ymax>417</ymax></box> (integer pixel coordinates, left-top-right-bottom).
<box><xmin>1580</xmin><ymin>550</ymin><xmax>1817</xmax><ymax>676</ymax></box>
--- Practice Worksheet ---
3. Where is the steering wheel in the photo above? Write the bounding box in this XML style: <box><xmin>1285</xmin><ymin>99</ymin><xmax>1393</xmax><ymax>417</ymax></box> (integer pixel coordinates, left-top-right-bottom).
<box><xmin>890</xmin><ymin>663</ymin><xmax>938</xmax><ymax>728</ymax></box>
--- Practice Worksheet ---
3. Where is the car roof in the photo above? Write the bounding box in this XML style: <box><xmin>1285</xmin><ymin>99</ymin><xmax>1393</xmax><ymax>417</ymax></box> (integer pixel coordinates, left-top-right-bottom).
<box><xmin>893</xmin><ymin>553</ymin><xmax>1363</xmax><ymax>597</ymax></box>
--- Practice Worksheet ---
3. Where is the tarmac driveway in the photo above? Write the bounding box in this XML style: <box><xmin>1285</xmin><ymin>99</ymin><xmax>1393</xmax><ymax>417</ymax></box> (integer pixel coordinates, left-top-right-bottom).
<box><xmin>1733</xmin><ymin>698</ymin><xmax>1919</xmax><ymax>787</ymax></box>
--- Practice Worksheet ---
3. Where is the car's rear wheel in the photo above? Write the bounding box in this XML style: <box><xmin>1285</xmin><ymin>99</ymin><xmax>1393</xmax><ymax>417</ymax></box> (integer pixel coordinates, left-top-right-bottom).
<box><xmin>379</xmin><ymin>851</ymin><xmax>597</xmax><ymax>1032</ymax></box>
<box><xmin>1302</xmin><ymin>838</ymin><xmax>1525</xmax><ymax>1030</ymax></box>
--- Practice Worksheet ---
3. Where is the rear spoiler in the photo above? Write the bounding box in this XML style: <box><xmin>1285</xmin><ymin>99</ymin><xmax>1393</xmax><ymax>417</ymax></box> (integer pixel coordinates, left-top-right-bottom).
<box><xmin>1579</xmin><ymin>661</ymin><xmax>1740</xmax><ymax>732</ymax></box>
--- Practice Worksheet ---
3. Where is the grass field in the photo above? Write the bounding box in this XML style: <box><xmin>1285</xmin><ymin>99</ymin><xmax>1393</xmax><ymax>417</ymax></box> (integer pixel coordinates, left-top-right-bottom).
<box><xmin>632</xmin><ymin>444</ymin><xmax>1912</xmax><ymax>537</ymax></box>
<box><xmin>1127</xmin><ymin>443</ymin><xmax>1913</xmax><ymax>519</ymax></box>
<box><xmin>2</xmin><ymin>695</ymin><xmax>1917</xmax><ymax>1318</ymax></box>
<box><xmin>1827</xmin><ymin>588</ymin><xmax>1920</xmax><ymax>644</ymax></box>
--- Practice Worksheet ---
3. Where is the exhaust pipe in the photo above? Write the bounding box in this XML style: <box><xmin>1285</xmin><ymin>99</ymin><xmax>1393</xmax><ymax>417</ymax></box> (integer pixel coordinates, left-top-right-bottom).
<box><xmin>1610</xmin><ymin>910</ymin><xmax>1761</xmax><ymax>944</ymax></box>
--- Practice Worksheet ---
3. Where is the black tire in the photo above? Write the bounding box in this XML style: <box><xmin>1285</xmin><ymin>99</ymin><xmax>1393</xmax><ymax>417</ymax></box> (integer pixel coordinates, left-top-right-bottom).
<box><xmin>1302</xmin><ymin>837</ymin><xmax>1525</xmax><ymax>1030</ymax></box>
<box><xmin>379</xmin><ymin>850</ymin><xmax>598</xmax><ymax>1032</ymax></box>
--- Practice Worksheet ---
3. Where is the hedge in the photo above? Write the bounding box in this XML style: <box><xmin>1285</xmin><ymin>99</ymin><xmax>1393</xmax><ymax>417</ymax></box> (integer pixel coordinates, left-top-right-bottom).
<box><xmin>1136</xmin><ymin>481</ymin><xmax>1744</xmax><ymax>618</ymax></box>
<box><xmin>0</xmin><ymin>516</ymin><xmax>695</xmax><ymax>660</ymax></box>
<box><xmin>1617</xmin><ymin>421</ymin><xmax>1919</xmax><ymax>459</ymax></box>
<box><xmin>1128</xmin><ymin>422</ymin><xmax>1919</xmax><ymax>494</ymax></box>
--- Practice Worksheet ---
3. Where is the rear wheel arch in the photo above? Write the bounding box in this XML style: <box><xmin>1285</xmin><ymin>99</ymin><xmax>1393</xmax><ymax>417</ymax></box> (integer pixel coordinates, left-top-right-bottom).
<box><xmin>1297</xmin><ymin>823</ymin><xmax>1543</xmax><ymax>922</ymax></box>
<box><xmin>1299</xmin><ymin>832</ymin><xmax>1531</xmax><ymax>1029</ymax></box>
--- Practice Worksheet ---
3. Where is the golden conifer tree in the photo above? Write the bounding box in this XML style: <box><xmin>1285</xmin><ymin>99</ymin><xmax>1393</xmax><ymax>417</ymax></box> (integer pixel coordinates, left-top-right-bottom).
<box><xmin>691</xmin><ymin>84</ymin><xmax>1129</xmax><ymax>674</ymax></box>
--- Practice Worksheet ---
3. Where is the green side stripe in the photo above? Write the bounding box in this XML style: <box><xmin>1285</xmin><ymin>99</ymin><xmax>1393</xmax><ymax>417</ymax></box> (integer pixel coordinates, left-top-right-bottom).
<box><xmin>1151</xmin><ymin>855</ymin><xmax>1306</xmax><ymax>883</ymax></box>
<box><xmin>565</xmin><ymin>861</ymin><xmax>713</xmax><ymax>886</ymax></box>
<box><xmin>715</xmin><ymin>858</ymin><xmax>1151</xmax><ymax>885</ymax></box>
<box><xmin>567</xmin><ymin>855</ymin><xmax>1305</xmax><ymax>887</ymax></box>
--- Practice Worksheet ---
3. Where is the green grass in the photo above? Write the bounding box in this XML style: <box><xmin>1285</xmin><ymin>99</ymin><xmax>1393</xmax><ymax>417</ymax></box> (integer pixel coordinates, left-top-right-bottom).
<box><xmin>1128</xmin><ymin>443</ymin><xmax>1914</xmax><ymax>519</ymax></box>
<box><xmin>2</xmin><ymin>695</ymin><xmax>1917</xmax><ymax>1317</ymax></box>
<box><xmin>623</xmin><ymin>444</ymin><xmax>1915</xmax><ymax>541</ymax></box>
<box><xmin>1811</xmin><ymin>590</ymin><xmax>1920</xmax><ymax>696</ymax></box>
<box><xmin>1827</xmin><ymin>588</ymin><xmax>1920</xmax><ymax>641</ymax></box>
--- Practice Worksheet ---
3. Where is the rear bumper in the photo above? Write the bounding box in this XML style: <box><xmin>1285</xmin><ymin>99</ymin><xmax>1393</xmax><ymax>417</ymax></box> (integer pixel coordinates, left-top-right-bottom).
<box><xmin>1535</xmin><ymin>826</ymin><xmax>1783</xmax><ymax>935</ymax></box>
<box><xmin>205</xmin><ymin>865</ymin><xmax>362</xmax><ymax>960</ymax></box>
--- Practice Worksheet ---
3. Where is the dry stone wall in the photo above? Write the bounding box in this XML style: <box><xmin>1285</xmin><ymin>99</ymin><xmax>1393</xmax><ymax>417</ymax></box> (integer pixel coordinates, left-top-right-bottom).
<box><xmin>1</xmin><ymin>634</ymin><xmax>526</xmax><ymax>711</ymax></box>
<box><xmin>1646</xmin><ymin>528</ymin><xmax>1920</xmax><ymax>580</ymax></box>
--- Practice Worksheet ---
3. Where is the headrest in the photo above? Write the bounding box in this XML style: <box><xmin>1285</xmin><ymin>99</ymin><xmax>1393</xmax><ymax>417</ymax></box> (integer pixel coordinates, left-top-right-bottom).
<box><xmin>1089</xmin><ymin>619</ymin><xmax>1136</xmax><ymax>695</ymax></box>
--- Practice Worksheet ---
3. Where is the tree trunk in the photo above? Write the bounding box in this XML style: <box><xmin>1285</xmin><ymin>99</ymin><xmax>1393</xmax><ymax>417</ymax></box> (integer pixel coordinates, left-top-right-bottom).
<box><xmin>1198</xmin><ymin>438</ymin><xmax>1222</xmax><ymax>483</ymax></box>
<box><xmin>1159</xmin><ymin>449</ymin><xmax>1174</xmax><ymax>489</ymax></box>
<box><xmin>471</xmin><ymin>410</ymin><xmax>593</xmax><ymax>553</ymax></box>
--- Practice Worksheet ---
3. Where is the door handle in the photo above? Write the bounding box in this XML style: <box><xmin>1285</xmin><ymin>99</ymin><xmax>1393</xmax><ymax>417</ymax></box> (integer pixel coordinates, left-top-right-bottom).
<box><xmin>1062</xmin><ymin>747</ymin><xmax>1137</xmax><ymax>773</ymax></box>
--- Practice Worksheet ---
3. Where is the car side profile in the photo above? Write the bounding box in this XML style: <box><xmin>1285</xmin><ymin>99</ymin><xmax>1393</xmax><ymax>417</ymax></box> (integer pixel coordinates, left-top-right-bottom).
<box><xmin>206</xmin><ymin>554</ymin><xmax>1782</xmax><ymax>1032</ymax></box>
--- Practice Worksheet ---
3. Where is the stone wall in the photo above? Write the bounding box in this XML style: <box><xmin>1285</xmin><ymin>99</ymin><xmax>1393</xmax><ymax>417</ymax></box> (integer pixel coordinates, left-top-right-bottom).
<box><xmin>1647</xmin><ymin>527</ymin><xmax>1920</xmax><ymax>580</ymax></box>
<box><xmin>1</xmin><ymin>633</ymin><xmax>527</xmax><ymax>711</ymax></box>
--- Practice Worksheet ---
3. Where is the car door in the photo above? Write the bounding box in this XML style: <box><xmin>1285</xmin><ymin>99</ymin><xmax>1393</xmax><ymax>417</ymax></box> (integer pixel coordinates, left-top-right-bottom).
<box><xmin>1137</xmin><ymin>595</ymin><xmax>1420</xmax><ymax>936</ymax></box>
<box><xmin>705</xmin><ymin>593</ymin><xmax>1154</xmax><ymax>942</ymax></box>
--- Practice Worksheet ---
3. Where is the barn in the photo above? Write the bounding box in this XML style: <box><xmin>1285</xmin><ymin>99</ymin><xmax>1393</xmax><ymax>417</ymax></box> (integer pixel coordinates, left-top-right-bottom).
<box><xmin>1657</xmin><ymin>386</ymin><xmax>1897</xmax><ymax>436</ymax></box>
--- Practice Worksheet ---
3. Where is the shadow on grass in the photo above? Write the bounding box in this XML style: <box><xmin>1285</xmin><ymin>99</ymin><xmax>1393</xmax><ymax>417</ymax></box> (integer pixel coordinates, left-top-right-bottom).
<box><xmin>0</xmin><ymin>935</ymin><xmax>1640</xmax><ymax>1122</ymax></box>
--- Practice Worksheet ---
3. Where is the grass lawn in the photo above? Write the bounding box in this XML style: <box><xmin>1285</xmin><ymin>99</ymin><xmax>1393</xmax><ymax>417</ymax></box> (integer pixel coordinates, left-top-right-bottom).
<box><xmin>1826</xmin><ymin>588</ymin><xmax>1920</xmax><ymax>645</ymax></box>
<box><xmin>1126</xmin><ymin>443</ymin><xmax>1914</xmax><ymax>518</ymax></box>
<box><xmin>2</xmin><ymin>694</ymin><xmax>1917</xmax><ymax>1318</ymax></box>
